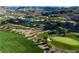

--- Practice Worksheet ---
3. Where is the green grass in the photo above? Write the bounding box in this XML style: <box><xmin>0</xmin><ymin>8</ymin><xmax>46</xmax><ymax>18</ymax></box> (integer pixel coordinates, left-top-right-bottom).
<box><xmin>0</xmin><ymin>17</ymin><xmax>11</xmax><ymax>22</ymax></box>
<box><xmin>0</xmin><ymin>30</ymin><xmax>43</xmax><ymax>53</ymax></box>
<box><xmin>51</xmin><ymin>37</ymin><xmax>79</xmax><ymax>46</ymax></box>
<box><xmin>49</xmin><ymin>33</ymin><xmax>79</xmax><ymax>51</ymax></box>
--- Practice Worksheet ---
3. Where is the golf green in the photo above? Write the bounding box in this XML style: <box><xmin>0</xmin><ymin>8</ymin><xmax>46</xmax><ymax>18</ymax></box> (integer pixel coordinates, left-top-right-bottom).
<box><xmin>49</xmin><ymin>36</ymin><xmax>79</xmax><ymax>50</ymax></box>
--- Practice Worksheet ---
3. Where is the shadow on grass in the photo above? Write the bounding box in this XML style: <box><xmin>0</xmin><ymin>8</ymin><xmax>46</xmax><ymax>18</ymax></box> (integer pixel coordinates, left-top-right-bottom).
<box><xmin>51</xmin><ymin>40</ymin><xmax>79</xmax><ymax>51</ymax></box>
<box><xmin>67</xmin><ymin>34</ymin><xmax>79</xmax><ymax>42</ymax></box>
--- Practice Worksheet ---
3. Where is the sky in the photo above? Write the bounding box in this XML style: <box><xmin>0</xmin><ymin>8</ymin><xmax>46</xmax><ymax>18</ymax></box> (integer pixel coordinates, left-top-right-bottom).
<box><xmin>0</xmin><ymin>0</ymin><xmax>79</xmax><ymax>6</ymax></box>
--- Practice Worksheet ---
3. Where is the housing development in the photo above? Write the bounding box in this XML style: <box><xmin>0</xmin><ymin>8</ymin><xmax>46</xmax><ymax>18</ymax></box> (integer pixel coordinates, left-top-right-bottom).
<box><xmin>0</xmin><ymin>6</ymin><xmax>79</xmax><ymax>53</ymax></box>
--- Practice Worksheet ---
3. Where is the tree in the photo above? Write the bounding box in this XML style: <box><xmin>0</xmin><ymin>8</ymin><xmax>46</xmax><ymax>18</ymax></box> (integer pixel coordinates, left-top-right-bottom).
<box><xmin>45</xmin><ymin>16</ymin><xmax>51</xmax><ymax>23</ymax></box>
<box><xmin>57</xmin><ymin>27</ymin><xmax>68</xmax><ymax>36</ymax></box>
<box><xmin>56</xmin><ymin>17</ymin><xmax>64</xmax><ymax>23</ymax></box>
<box><xmin>37</xmin><ymin>32</ymin><xmax>49</xmax><ymax>43</ymax></box>
<box><xmin>55</xmin><ymin>17</ymin><xmax>68</xmax><ymax>36</ymax></box>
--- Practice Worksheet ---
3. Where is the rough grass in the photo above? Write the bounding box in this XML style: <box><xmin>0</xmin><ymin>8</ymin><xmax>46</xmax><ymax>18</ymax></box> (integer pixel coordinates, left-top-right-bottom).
<box><xmin>0</xmin><ymin>30</ymin><xmax>43</xmax><ymax>53</ymax></box>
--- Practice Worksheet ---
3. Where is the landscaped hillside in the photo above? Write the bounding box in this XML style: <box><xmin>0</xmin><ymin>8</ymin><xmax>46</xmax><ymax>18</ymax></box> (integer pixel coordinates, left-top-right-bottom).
<box><xmin>0</xmin><ymin>6</ymin><xmax>79</xmax><ymax>53</ymax></box>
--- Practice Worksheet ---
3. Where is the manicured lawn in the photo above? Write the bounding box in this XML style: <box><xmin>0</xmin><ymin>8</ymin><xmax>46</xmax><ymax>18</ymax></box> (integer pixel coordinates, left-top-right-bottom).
<box><xmin>49</xmin><ymin>33</ymin><xmax>79</xmax><ymax>51</ymax></box>
<box><xmin>0</xmin><ymin>30</ymin><xmax>43</xmax><ymax>53</ymax></box>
